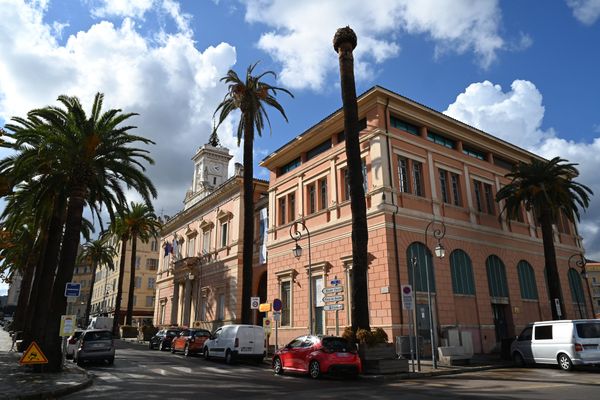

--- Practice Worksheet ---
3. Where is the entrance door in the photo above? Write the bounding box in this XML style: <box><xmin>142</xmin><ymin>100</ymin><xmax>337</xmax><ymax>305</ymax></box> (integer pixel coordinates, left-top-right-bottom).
<box><xmin>312</xmin><ymin>276</ymin><xmax>324</xmax><ymax>335</ymax></box>
<box><xmin>492</xmin><ymin>304</ymin><xmax>508</xmax><ymax>343</ymax></box>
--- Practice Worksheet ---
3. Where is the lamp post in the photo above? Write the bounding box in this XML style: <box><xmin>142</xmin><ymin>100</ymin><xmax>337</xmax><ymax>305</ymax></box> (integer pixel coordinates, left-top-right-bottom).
<box><xmin>423</xmin><ymin>219</ymin><xmax>446</xmax><ymax>369</ymax></box>
<box><xmin>411</xmin><ymin>256</ymin><xmax>421</xmax><ymax>372</ymax></box>
<box><xmin>569</xmin><ymin>253</ymin><xmax>593</xmax><ymax>318</ymax></box>
<box><xmin>290</xmin><ymin>220</ymin><xmax>313</xmax><ymax>335</ymax></box>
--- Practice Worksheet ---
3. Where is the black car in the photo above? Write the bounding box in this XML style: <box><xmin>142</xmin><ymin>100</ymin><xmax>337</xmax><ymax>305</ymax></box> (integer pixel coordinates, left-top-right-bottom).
<box><xmin>149</xmin><ymin>328</ymin><xmax>182</xmax><ymax>351</ymax></box>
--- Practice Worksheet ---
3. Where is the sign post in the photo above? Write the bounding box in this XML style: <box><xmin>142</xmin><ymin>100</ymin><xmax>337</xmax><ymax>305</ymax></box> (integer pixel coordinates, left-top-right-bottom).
<box><xmin>402</xmin><ymin>285</ymin><xmax>415</xmax><ymax>372</ymax></box>
<box><xmin>322</xmin><ymin>276</ymin><xmax>344</xmax><ymax>335</ymax></box>
<box><xmin>272</xmin><ymin>298</ymin><xmax>282</xmax><ymax>350</ymax></box>
<box><xmin>250</xmin><ymin>296</ymin><xmax>260</xmax><ymax>326</ymax></box>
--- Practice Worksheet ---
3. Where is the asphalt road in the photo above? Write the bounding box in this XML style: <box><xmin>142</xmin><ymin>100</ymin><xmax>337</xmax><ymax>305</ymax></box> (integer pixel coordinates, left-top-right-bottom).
<box><xmin>63</xmin><ymin>340</ymin><xmax>600</xmax><ymax>399</ymax></box>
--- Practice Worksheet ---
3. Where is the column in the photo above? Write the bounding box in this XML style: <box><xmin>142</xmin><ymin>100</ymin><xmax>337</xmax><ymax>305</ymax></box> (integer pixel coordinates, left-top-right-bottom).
<box><xmin>183</xmin><ymin>278</ymin><xmax>192</xmax><ymax>326</ymax></box>
<box><xmin>171</xmin><ymin>282</ymin><xmax>179</xmax><ymax>325</ymax></box>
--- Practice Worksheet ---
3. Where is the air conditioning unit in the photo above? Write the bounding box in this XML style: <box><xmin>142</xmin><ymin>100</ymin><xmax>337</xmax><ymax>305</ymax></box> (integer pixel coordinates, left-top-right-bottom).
<box><xmin>192</xmin><ymin>321</ymin><xmax>202</xmax><ymax>328</ymax></box>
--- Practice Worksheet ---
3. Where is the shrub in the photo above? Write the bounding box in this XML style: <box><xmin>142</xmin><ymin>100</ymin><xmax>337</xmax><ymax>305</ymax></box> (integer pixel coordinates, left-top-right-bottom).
<box><xmin>341</xmin><ymin>326</ymin><xmax>356</xmax><ymax>343</ymax></box>
<box><xmin>120</xmin><ymin>325</ymin><xmax>138</xmax><ymax>338</ymax></box>
<box><xmin>372</xmin><ymin>327</ymin><xmax>389</xmax><ymax>344</ymax></box>
<box><xmin>356</xmin><ymin>328</ymin><xmax>375</xmax><ymax>345</ymax></box>
<box><xmin>139</xmin><ymin>325</ymin><xmax>159</xmax><ymax>341</ymax></box>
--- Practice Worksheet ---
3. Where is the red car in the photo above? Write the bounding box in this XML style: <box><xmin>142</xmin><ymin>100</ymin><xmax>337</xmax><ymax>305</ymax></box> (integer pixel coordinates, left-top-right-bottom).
<box><xmin>170</xmin><ymin>328</ymin><xmax>211</xmax><ymax>356</ymax></box>
<box><xmin>272</xmin><ymin>335</ymin><xmax>361</xmax><ymax>379</ymax></box>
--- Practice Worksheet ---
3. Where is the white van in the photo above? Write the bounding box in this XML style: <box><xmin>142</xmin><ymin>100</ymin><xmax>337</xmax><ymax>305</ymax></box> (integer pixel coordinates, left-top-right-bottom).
<box><xmin>203</xmin><ymin>324</ymin><xmax>265</xmax><ymax>364</ymax></box>
<box><xmin>511</xmin><ymin>319</ymin><xmax>600</xmax><ymax>371</ymax></box>
<box><xmin>88</xmin><ymin>317</ymin><xmax>113</xmax><ymax>330</ymax></box>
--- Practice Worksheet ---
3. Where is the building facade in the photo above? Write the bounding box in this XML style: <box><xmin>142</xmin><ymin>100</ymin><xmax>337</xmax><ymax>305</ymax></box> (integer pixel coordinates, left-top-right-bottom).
<box><xmin>261</xmin><ymin>86</ymin><xmax>591</xmax><ymax>354</ymax></box>
<box><xmin>6</xmin><ymin>272</ymin><xmax>21</xmax><ymax>307</ymax></box>
<box><xmin>154</xmin><ymin>143</ymin><xmax>269</xmax><ymax>331</ymax></box>
<box><xmin>91</xmin><ymin>234</ymin><xmax>160</xmax><ymax>326</ymax></box>
<box><xmin>585</xmin><ymin>262</ymin><xmax>600</xmax><ymax>317</ymax></box>
<box><xmin>68</xmin><ymin>247</ymin><xmax>94</xmax><ymax>326</ymax></box>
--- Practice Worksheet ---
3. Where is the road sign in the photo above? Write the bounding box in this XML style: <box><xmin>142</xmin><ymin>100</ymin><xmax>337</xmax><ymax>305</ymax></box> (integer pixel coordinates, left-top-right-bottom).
<box><xmin>324</xmin><ymin>304</ymin><xmax>344</xmax><ymax>311</ymax></box>
<box><xmin>64</xmin><ymin>282</ymin><xmax>81</xmax><ymax>297</ymax></box>
<box><xmin>263</xmin><ymin>317</ymin><xmax>272</xmax><ymax>334</ymax></box>
<box><xmin>60</xmin><ymin>315</ymin><xmax>76</xmax><ymax>337</ymax></box>
<box><xmin>19</xmin><ymin>341</ymin><xmax>48</xmax><ymax>365</ymax></box>
<box><xmin>330</xmin><ymin>278</ymin><xmax>341</xmax><ymax>286</ymax></box>
<box><xmin>259</xmin><ymin>303</ymin><xmax>271</xmax><ymax>312</ymax></box>
<box><xmin>322</xmin><ymin>286</ymin><xmax>343</xmax><ymax>294</ymax></box>
<box><xmin>250</xmin><ymin>297</ymin><xmax>260</xmax><ymax>310</ymax></box>
<box><xmin>322</xmin><ymin>295</ymin><xmax>344</xmax><ymax>303</ymax></box>
<box><xmin>272</xmin><ymin>298</ymin><xmax>282</xmax><ymax>312</ymax></box>
<box><xmin>273</xmin><ymin>311</ymin><xmax>281</xmax><ymax>322</ymax></box>
<box><xmin>401</xmin><ymin>285</ymin><xmax>414</xmax><ymax>310</ymax></box>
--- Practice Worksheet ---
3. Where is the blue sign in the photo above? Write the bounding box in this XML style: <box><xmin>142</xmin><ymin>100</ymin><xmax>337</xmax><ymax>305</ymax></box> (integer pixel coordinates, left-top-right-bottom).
<box><xmin>272</xmin><ymin>298</ymin><xmax>282</xmax><ymax>312</ymax></box>
<box><xmin>330</xmin><ymin>279</ymin><xmax>341</xmax><ymax>286</ymax></box>
<box><xmin>64</xmin><ymin>282</ymin><xmax>81</xmax><ymax>297</ymax></box>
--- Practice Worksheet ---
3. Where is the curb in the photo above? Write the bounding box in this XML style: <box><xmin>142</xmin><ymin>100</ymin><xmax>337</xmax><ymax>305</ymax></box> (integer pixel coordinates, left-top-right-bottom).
<box><xmin>360</xmin><ymin>363</ymin><xmax>512</xmax><ymax>381</ymax></box>
<box><xmin>17</xmin><ymin>364</ymin><xmax>94</xmax><ymax>400</ymax></box>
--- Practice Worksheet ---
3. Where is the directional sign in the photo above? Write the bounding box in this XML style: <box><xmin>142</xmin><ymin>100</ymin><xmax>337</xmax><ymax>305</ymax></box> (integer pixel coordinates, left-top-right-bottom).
<box><xmin>250</xmin><ymin>297</ymin><xmax>260</xmax><ymax>310</ymax></box>
<box><xmin>322</xmin><ymin>295</ymin><xmax>344</xmax><ymax>303</ymax></box>
<box><xmin>272</xmin><ymin>298</ymin><xmax>282</xmax><ymax>312</ymax></box>
<box><xmin>323</xmin><ymin>304</ymin><xmax>344</xmax><ymax>311</ymax></box>
<box><xmin>64</xmin><ymin>282</ymin><xmax>81</xmax><ymax>297</ymax></box>
<box><xmin>19</xmin><ymin>341</ymin><xmax>48</xmax><ymax>365</ymax></box>
<box><xmin>322</xmin><ymin>286</ymin><xmax>343</xmax><ymax>295</ymax></box>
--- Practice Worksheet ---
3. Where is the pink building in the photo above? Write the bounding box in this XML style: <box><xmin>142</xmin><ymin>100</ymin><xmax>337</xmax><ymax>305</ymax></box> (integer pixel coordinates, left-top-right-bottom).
<box><xmin>261</xmin><ymin>86</ymin><xmax>591</xmax><ymax>354</ymax></box>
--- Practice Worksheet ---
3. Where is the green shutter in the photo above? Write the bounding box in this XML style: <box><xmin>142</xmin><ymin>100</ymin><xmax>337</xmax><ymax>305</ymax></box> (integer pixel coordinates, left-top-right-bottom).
<box><xmin>486</xmin><ymin>255</ymin><xmax>509</xmax><ymax>298</ymax></box>
<box><xmin>450</xmin><ymin>249</ymin><xmax>475</xmax><ymax>295</ymax></box>
<box><xmin>568</xmin><ymin>268</ymin><xmax>585</xmax><ymax>304</ymax></box>
<box><xmin>517</xmin><ymin>260</ymin><xmax>538</xmax><ymax>300</ymax></box>
<box><xmin>407</xmin><ymin>242</ymin><xmax>435</xmax><ymax>292</ymax></box>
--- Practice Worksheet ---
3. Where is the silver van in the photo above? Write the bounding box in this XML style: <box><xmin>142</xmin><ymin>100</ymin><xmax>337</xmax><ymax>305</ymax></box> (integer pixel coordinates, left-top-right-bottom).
<box><xmin>511</xmin><ymin>319</ymin><xmax>600</xmax><ymax>371</ymax></box>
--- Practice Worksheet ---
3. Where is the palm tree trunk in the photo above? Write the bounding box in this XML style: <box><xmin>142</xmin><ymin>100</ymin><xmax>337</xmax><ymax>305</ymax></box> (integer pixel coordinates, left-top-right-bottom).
<box><xmin>83</xmin><ymin>262</ymin><xmax>98</xmax><ymax>326</ymax></box>
<box><xmin>540</xmin><ymin>209</ymin><xmax>565</xmax><ymax>319</ymax></box>
<box><xmin>43</xmin><ymin>187</ymin><xmax>87</xmax><ymax>372</ymax></box>
<box><xmin>241</xmin><ymin>113</ymin><xmax>255</xmax><ymax>325</ymax></box>
<box><xmin>12</xmin><ymin>253</ymin><xmax>37</xmax><ymax>333</ymax></box>
<box><xmin>112</xmin><ymin>238</ymin><xmax>127</xmax><ymax>336</ymax></box>
<box><xmin>334</xmin><ymin>27</ymin><xmax>370</xmax><ymax>332</ymax></box>
<box><xmin>126</xmin><ymin>234</ymin><xmax>138</xmax><ymax>325</ymax></box>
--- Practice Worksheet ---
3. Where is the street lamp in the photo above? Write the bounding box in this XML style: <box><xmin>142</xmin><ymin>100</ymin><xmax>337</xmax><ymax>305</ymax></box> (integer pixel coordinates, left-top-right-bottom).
<box><xmin>423</xmin><ymin>219</ymin><xmax>446</xmax><ymax>369</ymax></box>
<box><xmin>290</xmin><ymin>220</ymin><xmax>313</xmax><ymax>335</ymax></box>
<box><xmin>569</xmin><ymin>253</ymin><xmax>593</xmax><ymax>318</ymax></box>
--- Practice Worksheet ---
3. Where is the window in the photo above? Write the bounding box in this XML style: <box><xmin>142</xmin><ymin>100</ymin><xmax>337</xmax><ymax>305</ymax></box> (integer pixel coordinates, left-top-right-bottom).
<box><xmin>135</xmin><ymin>276</ymin><xmax>142</xmax><ymax>289</ymax></box>
<box><xmin>202</xmin><ymin>230</ymin><xmax>210</xmax><ymax>253</ymax></box>
<box><xmin>486</xmin><ymin>255</ymin><xmax>509</xmax><ymax>298</ymax></box>
<box><xmin>187</xmin><ymin>236</ymin><xmax>195</xmax><ymax>258</ymax></box>
<box><xmin>439</xmin><ymin>169</ymin><xmax>450</xmax><ymax>203</ymax></box>
<box><xmin>279</xmin><ymin>197</ymin><xmax>287</xmax><ymax>225</ymax></box>
<box><xmin>397</xmin><ymin>156</ymin><xmax>424</xmax><ymax>197</ymax></box>
<box><xmin>220</xmin><ymin>222</ymin><xmax>228</xmax><ymax>247</ymax></box>
<box><xmin>306</xmin><ymin>139</ymin><xmax>332</xmax><ymax>161</ymax></box>
<box><xmin>517</xmin><ymin>261</ymin><xmax>538</xmax><ymax>300</ymax></box>
<box><xmin>135</xmin><ymin>256</ymin><xmax>141</xmax><ymax>269</ymax></box>
<box><xmin>150</xmin><ymin>240</ymin><xmax>158</xmax><ymax>252</ymax></box>
<box><xmin>534</xmin><ymin>325</ymin><xmax>553</xmax><ymax>340</ymax></box>
<box><xmin>280</xmin><ymin>157</ymin><xmax>301</xmax><ymax>175</ymax></box>
<box><xmin>413</xmin><ymin>161</ymin><xmax>424</xmax><ymax>196</ymax></box>
<box><xmin>217</xmin><ymin>293</ymin><xmax>225</xmax><ymax>320</ymax></box>
<box><xmin>343</xmin><ymin>168</ymin><xmax>351</xmax><ymax>201</ymax></box>
<box><xmin>450</xmin><ymin>250</ymin><xmax>475</xmax><ymax>295</ymax></box>
<box><xmin>146</xmin><ymin>258</ymin><xmax>159</xmax><ymax>270</ymax></box>
<box><xmin>463</xmin><ymin>146</ymin><xmax>485</xmax><ymax>160</ymax></box>
<box><xmin>362</xmin><ymin>159</ymin><xmax>368</xmax><ymax>193</ymax></box>
<box><xmin>427</xmin><ymin>131</ymin><xmax>455</xmax><ymax>149</ymax></box>
<box><xmin>473</xmin><ymin>179</ymin><xmax>495</xmax><ymax>214</ymax></box>
<box><xmin>556</xmin><ymin>211</ymin><xmax>571</xmax><ymax>234</ymax></box>
<box><xmin>145</xmin><ymin>296</ymin><xmax>154</xmax><ymax>307</ymax></box>
<box><xmin>308</xmin><ymin>183</ymin><xmax>316</xmax><ymax>214</ymax></box>
<box><xmin>484</xmin><ymin>183</ymin><xmax>495</xmax><ymax>215</ymax></box>
<box><xmin>450</xmin><ymin>173</ymin><xmax>462</xmax><ymax>206</ymax></box>
<box><xmin>390</xmin><ymin>116</ymin><xmax>419</xmax><ymax>135</ymax></box>
<box><xmin>148</xmin><ymin>277</ymin><xmax>156</xmax><ymax>289</ymax></box>
<box><xmin>319</xmin><ymin>178</ymin><xmax>328</xmax><ymax>210</ymax></box>
<box><xmin>281</xmin><ymin>280</ymin><xmax>291</xmax><ymax>326</ymax></box>
<box><xmin>288</xmin><ymin>193</ymin><xmax>296</xmax><ymax>222</ymax></box>
<box><xmin>407</xmin><ymin>242</ymin><xmax>435</xmax><ymax>292</ymax></box>
<box><xmin>133</xmin><ymin>295</ymin><xmax>137</xmax><ymax>306</ymax></box>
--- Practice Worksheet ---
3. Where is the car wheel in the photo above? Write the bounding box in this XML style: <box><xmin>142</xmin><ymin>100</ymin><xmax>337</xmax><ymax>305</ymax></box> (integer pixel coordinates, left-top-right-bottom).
<box><xmin>225</xmin><ymin>350</ymin><xmax>234</xmax><ymax>365</ymax></box>
<box><xmin>171</xmin><ymin>345</ymin><xmax>176</xmax><ymax>354</ymax></box>
<box><xmin>107</xmin><ymin>357</ymin><xmax>114</xmax><ymax>365</ymax></box>
<box><xmin>512</xmin><ymin>352</ymin><xmax>525</xmax><ymax>367</ymax></box>
<box><xmin>204</xmin><ymin>347</ymin><xmax>210</xmax><ymax>360</ymax></box>
<box><xmin>273</xmin><ymin>357</ymin><xmax>284</xmax><ymax>375</ymax></box>
<box><xmin>309</xmin><ymin>360</ymin><xmax>321</xmax><ymax>379</ymax></box>
<box><xmin>558</xmin><ymin>353</ymin><xmax>573</xmax><ymax>371</ymax></box>
<box><xmin>148</xmin><ymin>342</ymin><xmax>154</xmax><ymax>350</ymax></box>
<box><xmin>184</xmin><ymin>344</ymin><xmax>190</xmax><ymax>357</ymax></box>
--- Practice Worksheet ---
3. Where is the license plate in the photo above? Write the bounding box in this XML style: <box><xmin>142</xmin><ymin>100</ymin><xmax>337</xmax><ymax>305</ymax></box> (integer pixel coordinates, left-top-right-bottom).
<box><xmin>336</xmin><ymin>352</ymin><xmax>350</xmax><ymax>357</ymax></box>
<box><xmin>92</xmin><ymin>343</ymin><xmax>105</xmax><ymax>348</ymax></box>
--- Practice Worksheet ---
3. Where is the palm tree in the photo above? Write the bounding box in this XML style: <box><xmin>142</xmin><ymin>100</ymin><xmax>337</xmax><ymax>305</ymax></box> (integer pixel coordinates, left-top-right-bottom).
<box><xmin>78</xmin><ymin>236</ymin><xmax>116</xmax><ymax>326</ymax></box>
<box><xmin>496</xmin><ymin>156</ymin><xmax>592</xmax><ymax>319</ymax></box>
<box><xmin>122</xmin><ymin>202</ymin><xmax>161</xmax><ymax>325</ymax></box>
<box><xmin>213</xmin><ymin>63</ymin><xmax>293</xmax><ymax>324</ymax></box>
<box><xmin>2</xmin><ymin>92</ymin><xmax>157</xmax><ymax>371</ymax></box>
<box><xmin>333</xmin><ymin>26</ymin><xmax>370</xmax><ymax>333</ymax></box>
<box><xmin>110</xmin><ymin>216</ymin><xmax>129</xmax><ymax>336</ymax></box>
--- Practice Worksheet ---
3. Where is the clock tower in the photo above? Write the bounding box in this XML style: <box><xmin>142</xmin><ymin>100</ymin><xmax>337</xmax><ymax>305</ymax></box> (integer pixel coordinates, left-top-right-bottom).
<box><xmin>185</xmin><ymin>140</ymin><xmax>233</xmax><ymax>209</ymax></box>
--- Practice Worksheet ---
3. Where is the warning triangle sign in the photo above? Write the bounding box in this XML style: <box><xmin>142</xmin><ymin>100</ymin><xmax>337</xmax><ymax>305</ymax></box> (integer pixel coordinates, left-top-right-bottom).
<box><xmin>19</xmin><ymin>341</ymin><xmax>49</xmax><ymax>365</ymax></box>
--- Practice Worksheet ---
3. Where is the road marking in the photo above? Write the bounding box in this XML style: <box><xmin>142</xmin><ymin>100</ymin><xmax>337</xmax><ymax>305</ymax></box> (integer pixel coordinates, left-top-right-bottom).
<box><xmin>170</xmin><ymin>366</ymin><xmax>193</xmax><ymax>374</ymax></box>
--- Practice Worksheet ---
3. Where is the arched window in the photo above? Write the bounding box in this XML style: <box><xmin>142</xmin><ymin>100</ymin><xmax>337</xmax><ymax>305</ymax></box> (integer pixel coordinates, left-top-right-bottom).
<box><xmin>517</xmin><ymin>260</ymin><xmax>538</xmax><ymax>300</ymax></box>
<box><xmin>406</xmin><ymin>242</ymin><xmax>435</xmax><ymax>292</ymax></box>
<box><xmin>486</xmin><ymin>255</ymin><xmax>509</xmax><ymax>298</ymax></box>
<box><xmin>450</xmin><ymin>249</ymin><xmax>475</xmax><ymax>295</ymax></box>
<box><xmin>568</xmin><ymin>268</ymin><xmax>586</xmax><ymax>318</ymax></box>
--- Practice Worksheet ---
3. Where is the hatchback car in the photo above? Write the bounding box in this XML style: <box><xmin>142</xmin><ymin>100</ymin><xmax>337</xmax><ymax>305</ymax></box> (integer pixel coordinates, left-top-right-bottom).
<box><xmin>171</xmin><ymin>328</ymin><xmax>211</xmax><ymax>356</ymax></box>
<box><xmin>149</xmin><ymin>328</ymin><xmax>182</xmax><ymax>351</ymax></box>
<box><xmin>65</xmin><ymin>329</ymin><xmax>84</xmax><ymax>359</ymax></box>
<box><xmin>273</xmin><ymin>335</ymin><xmax>361</xmax><ymax>379</ymax></box>
<box><xmin>73</xmin><ymin>329</ymin><xmax>115</xmax><ymax>366</ymax></box>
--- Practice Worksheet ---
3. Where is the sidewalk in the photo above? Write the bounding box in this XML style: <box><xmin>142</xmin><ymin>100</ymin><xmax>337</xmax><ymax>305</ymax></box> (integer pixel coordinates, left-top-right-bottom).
<box><xmin>0</xmin><ymin>329</ymin><xmax>92</xmax><ymax>400</ymax></box>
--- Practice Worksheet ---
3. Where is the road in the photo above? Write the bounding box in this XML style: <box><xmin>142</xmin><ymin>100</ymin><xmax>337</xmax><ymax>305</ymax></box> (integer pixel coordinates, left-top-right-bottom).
<box><xmin>63</xmin><ymin>340</ymin><xmax>600</xmax><ymax>399</ymax></box>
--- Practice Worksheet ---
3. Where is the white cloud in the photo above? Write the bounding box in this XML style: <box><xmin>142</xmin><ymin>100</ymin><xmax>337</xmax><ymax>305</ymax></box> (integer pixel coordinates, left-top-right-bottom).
<box><xmin>90</xmin><ymin>0</ymin><xmax>155</xmax><ymax>19</ymax></box>
<box><xmin>445</xmin><ymin>80</ymin><xmax>600</xmax><ymax>259</ymax></box>
<box><xmin>0</xmin><ymin>0</ymin><xmax>240</xmax><ymax>218</ymax></box>
<box><xmin>566</xmin><ymin>0</ymin><xmax>600</xmax><ymax>25</ymax></box>
<box><xmin>242</xmin><ymin>0</ymin><xmax>505</xmax><ymax>91</ymax></box>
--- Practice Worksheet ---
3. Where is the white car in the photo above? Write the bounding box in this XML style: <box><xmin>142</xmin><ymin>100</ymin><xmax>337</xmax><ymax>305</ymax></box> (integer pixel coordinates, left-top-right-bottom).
<box><xmin>203</xmin><ymin>324</ymin><xmax>265</xmax><ymax>364</ymax></box>
<box><xmin>66</xmin><ymin>329</ymin><xmax>84</xmax><ymax>359</ymax></box>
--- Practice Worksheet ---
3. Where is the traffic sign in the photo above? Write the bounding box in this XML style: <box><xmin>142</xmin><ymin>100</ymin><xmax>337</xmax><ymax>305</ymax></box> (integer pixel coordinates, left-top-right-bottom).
<box><xmin>323</xmin><ymin>304</ymin><xmax>344</xmax><ymax>311</ymax></box>
<box><xmin>250</xmin><ymin>297</ymin><xmax>260</xmax><ymax>310</ymax></box>
<box><xmin>263</xmin><ymin>317</ymin><xmax>272</xmax><ymax>334</ymax></box>
<box><xmin>322</xmin><ymin>286</ymin><xmax>343</xmax><ymax>294</ymax></box>
<box><xmin>401</xmin><ymin>284</ymin><xmax>414</xmax><ymax>310</ymax></box>
<box><xmin>330</xmin><ymin>278</ymin><xmax>341</xmax><ymax>286</ymax></box>
<box><xmin>272</xmin><ymin>298</ymin><xmax>282</xmax><ymax>312</ymax></box>
<box><xmin>259</xmin><ymin>303</ymin><xmax>271</xmax><ymax>312</ymax></box>
<box><xmin>273</xmin><ymin>311</ymin><xmax>281</xmax><ymax>322</ymax></box>
<box><xmin>64</xmin><ymin>282</ymin><xmax>81</xmax><ymax>297</ymax></box>
<box><xmin>60</xmin><ymin>315</ymin><xmax>76</xmax><ymax>337</ymax></box>
<box><xmin>19</xmin><ymin>341</ymin><xmax>48</xmax><ymax>365</ymax></box>
<box><xmin>322</xmin><ymin>295</ymin><xmax>344</xmax><ymax>303</ymax></box>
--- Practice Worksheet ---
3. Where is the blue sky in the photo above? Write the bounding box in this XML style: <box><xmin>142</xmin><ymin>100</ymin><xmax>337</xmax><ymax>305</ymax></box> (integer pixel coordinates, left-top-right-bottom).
<box><xmin>1</xmin><ymin>0</ymin><xmax>600</xmax><ymax>295</ymax></box>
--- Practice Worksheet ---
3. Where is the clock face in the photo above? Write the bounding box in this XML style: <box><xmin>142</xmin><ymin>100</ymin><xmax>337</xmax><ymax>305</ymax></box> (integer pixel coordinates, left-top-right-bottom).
<box><xmin>211</xmin><ymin>163</ymin><xmax>221</xmax><ymax>173</ymax></box>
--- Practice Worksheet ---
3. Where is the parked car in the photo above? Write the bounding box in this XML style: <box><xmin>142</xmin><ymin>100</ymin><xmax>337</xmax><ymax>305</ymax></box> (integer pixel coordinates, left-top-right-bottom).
<box><xmin>65</xmin><ymin>329</ymin><xmax>84</xmax><ymax>359</ymax></box>
<box><xmin>73</xmin><ymin>329</ymin><xmax>115</xmax><ymax>366</ymax></box>
<box><xmin>203</xmin><ymin>324</ymin><xmax>265</xmax><ymax>364</ymax></box>
<box><xmin>149</xmin><ymin>328</ymin><xmax>182</xmax><ymax>351</ymax></box>
<box><xmin>273</xmin><ymin>335</ymin><xmax>361</xmax><ymax>379</ymax></box>
<box><xmin>171</xmin><ymin>328</ymin><xmax>211</xmax><ymax>356</ymax></box>
<box><xmin>511</xmin><ymin>319</ymin><xmax>600</xmax><ymax>371</ymax></box>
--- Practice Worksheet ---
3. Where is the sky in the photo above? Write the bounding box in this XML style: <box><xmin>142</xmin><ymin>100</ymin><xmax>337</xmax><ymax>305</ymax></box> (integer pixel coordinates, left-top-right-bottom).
<box><xmin>1</xmin><ymin>0</ymin><xmax>600</xmax><ymax>296</ymax></box>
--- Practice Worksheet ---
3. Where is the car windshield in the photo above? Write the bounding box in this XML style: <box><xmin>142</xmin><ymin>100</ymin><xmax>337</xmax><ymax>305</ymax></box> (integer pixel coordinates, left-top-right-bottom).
<box><xmin>576</xmin><ymin>323</ymin><xmax>600</xmax><ymax>338</ymax></box>
<box><xmin>72</xmin><ymin>331</ymin><xmax>83</xmax><ymax>339</ymax></box>
<box><xmin>85</xmin><ymin>331</ymin><xmax>112</xmax><ymax>341</ymax></box>
<box><xmin>166</xmin><ymin>330</ymin><xmax>180</xmax><ymax>336</ymax></box>
<box><xmin>192</xmin><ymin>330</ymin><xmax>210</xmax><ymax>337</ymax></box>
<box><xmin>321</xmin><ymin>337</ymin><xmax>356</xmax><ymax>352</ymax></box>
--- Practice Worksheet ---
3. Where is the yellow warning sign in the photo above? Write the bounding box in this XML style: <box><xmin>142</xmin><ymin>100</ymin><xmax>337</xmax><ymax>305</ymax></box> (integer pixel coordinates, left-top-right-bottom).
<box><xmin>19</xmin><ymin>341</ymin><xmax>48</xmax><ymax>365</ymax></box>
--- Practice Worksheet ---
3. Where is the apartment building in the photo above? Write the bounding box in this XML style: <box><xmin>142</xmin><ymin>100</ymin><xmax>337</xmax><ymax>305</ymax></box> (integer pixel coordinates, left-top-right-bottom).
<box><xmin>585</xmin><ymin>261</ymin><xmax>600</xmax><ymax>317</ymax></box>
<box><xmin>154</xmin><ymin>142</ymin><xmax>269</xmax><ymax>330</ymax></box>
<box><xmin>260</xmin><ymin>85</ymin><xmax>590</xmax><ymax>354</ymax></box>
<box><xmin>68</xmin><ymin>247</ymin><xmax>94</xmax><ymax>326</ymax></box>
